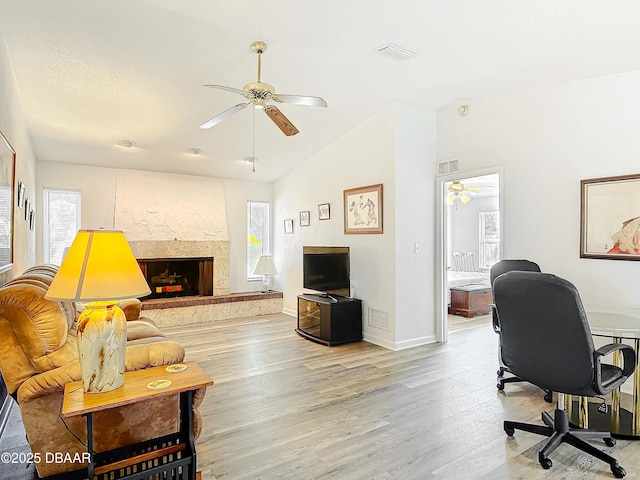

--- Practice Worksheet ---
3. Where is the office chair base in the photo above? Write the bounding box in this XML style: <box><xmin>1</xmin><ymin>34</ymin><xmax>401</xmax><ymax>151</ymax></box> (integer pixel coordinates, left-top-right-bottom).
<box><xmin>504</xmin><ymin>408</ymin><xmax>626</xmax><ymax>478</ymax></box>
<box><xmin>496</xmin><ymin>370</ymin><xmax>553</xmax><ymax>403</ymax></box>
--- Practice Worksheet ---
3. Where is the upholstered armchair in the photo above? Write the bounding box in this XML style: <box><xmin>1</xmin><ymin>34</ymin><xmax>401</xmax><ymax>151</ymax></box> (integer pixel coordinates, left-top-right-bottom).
<box><xmin>0</xmin><ymin>265</ymin><xmax>205</xmax><ymax>478</ymax></box>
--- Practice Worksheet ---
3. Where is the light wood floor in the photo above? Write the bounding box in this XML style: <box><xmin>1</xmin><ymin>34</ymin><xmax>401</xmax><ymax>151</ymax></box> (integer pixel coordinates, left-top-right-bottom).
<box><xmin>163</xmin><ymin>314</ymin><xmax>640</xmax><ymax>480</ymax></box>
<box><xmin>2</xmin><ymin>313</ymin><xmax>639</xmax><ymax>479</ymax></box>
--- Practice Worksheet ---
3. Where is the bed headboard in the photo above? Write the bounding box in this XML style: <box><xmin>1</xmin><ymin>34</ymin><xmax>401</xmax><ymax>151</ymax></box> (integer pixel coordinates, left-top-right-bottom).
<box><xmin>452</xmin><ymin>252</ymin><xmax>476</xmax><ymax>272</ymax></box>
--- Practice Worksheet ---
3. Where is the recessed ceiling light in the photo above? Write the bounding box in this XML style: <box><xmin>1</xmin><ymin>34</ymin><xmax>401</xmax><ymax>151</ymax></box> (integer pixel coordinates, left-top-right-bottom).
<box><xmin>117</xmin><ymin>140</ymin><xmax>136</xmax><ymax>148</ymax></box>
<box><xmin>375</xmin><ymin>43</ymin><xmax>417</xmax><ymax>60</ymax></box>
<box><xmin>186</xmin><ymin>147</ymin><xmax>203</xmax><ymax>155</ymax></box>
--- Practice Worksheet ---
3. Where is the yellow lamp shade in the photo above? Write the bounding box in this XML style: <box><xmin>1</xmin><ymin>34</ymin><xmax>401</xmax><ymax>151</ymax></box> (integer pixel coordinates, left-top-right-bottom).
<box><xmin>45</xmin><ymin>229</ymin><xmax>151</xmax><ymax>302</ymax></box>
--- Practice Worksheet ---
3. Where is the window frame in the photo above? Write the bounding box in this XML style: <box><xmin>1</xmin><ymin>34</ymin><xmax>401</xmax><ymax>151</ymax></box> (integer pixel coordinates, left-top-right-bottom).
<box><xmin>478</xmin><ymin>210</ymin><xmax>500</xmax><ymax>270</ymax></box>
<box><xmin>43</xmin><ymin>187</ymin><xmax>81</xmax><ymax>265</ymax></box>
<box><xmin>246</xmin><ymin>200</ymin><xmax>270</xmax><ymax>281</ymax></box>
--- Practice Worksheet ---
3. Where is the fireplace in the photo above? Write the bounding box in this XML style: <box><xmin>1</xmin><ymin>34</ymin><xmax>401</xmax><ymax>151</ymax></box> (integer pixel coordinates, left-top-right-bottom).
<box><xmin>138</xmin><ymin>257</ymin><xmax>213</xmax><ymax>299</ymax></box>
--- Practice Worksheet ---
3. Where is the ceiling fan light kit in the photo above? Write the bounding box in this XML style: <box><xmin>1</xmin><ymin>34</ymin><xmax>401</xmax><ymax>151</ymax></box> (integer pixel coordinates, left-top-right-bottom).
<box><xmin>200</xmin><ymin>41</ymin><xmax>327</xmax><ymax>136</ymax></box>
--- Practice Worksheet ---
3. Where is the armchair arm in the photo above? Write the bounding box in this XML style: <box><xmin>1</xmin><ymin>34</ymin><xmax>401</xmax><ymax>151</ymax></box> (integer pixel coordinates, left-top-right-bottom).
<box><xmin>594</xmin><ymin>343</ymin><xmax>637</xmax><ymax>392</ymax></box>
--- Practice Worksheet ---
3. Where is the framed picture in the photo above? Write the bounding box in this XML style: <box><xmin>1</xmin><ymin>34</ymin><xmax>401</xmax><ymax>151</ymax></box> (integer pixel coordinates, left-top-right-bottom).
<box><xmin>580</xmin><ymin>173</ymin><xmax>640</xmax><ymax>260</ymax></box>
<box><xmin>318</xmin><ymin>203</ymin><xmax>330</xmax><ymax>220</ymax></box>
<box><xmin>343</xmin><ymin>183</ymin><xmax>383</xmax><ymax>234</ymax></box>
<box><xmin>0</xmin><ymin>129</ymin><xmax>16</xmax><ymax>273</ymax></box>
<box><xmin>17</xmin><ymin>181</ymin><xmax>25</xmax><ymax>209</ymax></box>
<box><xmin>29</xmin><ymin>209</ymin><xmax>35</xmax><ymax>231</ymax></box>
<box><xmin>300</xmin><ymin>211</ymin><xmax>310</xmax><ymax>227</ymax></box>
<box><xmin>24</xmin><ymin>198</ymin><xmax>31</xmax><ymax>221</ymax></box>
<box><xmin>284</xmin><ymin>218</ymin><xmax>294</xmax><ymax>234</ymax></box>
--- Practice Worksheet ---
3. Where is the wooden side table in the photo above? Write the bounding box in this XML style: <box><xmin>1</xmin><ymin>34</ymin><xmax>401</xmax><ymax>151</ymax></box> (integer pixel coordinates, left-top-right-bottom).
<box><xmin>449</xmin><ymin>283</ymin><xmax>492</xmax><ymax>318</ymax></box>
<box><xmin>62</xmin><ymin>361</ymin><xmax>213</xmax><ymax>479</ymax></box>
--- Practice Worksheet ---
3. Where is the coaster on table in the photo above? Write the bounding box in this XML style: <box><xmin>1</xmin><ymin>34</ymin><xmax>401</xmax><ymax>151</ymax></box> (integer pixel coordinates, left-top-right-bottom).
<box><xmin>147</xmin><ymin>379</ymin><xmax>173</xmax><ymax>390</ymax></box>
<box><xmin>165</xmin><ymin>364</ymin><xmax>188</xmax><ymax>373</ymax></box>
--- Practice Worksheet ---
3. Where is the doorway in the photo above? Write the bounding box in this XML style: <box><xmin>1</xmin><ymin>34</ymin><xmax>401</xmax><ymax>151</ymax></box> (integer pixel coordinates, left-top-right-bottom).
<box><xmin>436</xmin><ymin>169</ymin><xmax>502</xmax><ymax>342</ymax></box>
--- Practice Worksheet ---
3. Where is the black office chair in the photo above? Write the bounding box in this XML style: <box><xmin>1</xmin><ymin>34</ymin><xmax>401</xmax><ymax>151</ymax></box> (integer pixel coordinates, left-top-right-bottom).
<box><xmin>494</xmin><ymin>271</ymin><xmax>636</xmax><ymax>478</ymax></box>
<box><xmin>490</xmin><ymin>260</ymin><xmax>552</xmax><ymax>401</ymax></box>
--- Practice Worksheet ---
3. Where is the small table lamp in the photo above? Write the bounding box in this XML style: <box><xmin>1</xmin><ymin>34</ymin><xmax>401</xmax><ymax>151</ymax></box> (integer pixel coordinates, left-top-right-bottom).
<box><xmin>45</xmin><ymin>230</ymin><xmax>150</xmax><ymax>393</ymax></box>
<box><xmin>253</xmin><ymin>255</ymin><xmax>278</xmax><ymax>292</ymax></box>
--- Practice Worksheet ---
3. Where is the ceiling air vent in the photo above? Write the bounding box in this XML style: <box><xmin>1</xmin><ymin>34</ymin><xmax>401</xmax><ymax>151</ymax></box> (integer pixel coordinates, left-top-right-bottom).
<box><xmin>375</xmin><ymin>43</ymin><xmax>417</xmax><ymax>61</ymax></box>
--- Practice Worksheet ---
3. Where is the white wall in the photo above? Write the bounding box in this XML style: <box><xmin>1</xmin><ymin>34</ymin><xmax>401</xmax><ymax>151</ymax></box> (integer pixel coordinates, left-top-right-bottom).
<box><xmin>394</xmin><ymin>103</ymin><xmax>437</xmax><ymax>348</ymax></box>
<box><xmin>437</xmin><ymin>70</ymin><xmax>640</xmax><ymax>314</ymax></box>
<box><xmin>0</xmin><ymin>41</ymin><xmax>36</xmax><ymax>283</ymax></box>
<box><xmin>274</xmin><ymin>104</ymin><xmax>397</xmax><ymax>347</ymax></box>
<box><xmin>35</xmin><ymin>162</ymin><xmax>272</xmax><ymax>293</ymax></box>
<box><xmin>274</xmin><ymin>102</ymin><xmax>437</xmax><ymax>349</ymax></box>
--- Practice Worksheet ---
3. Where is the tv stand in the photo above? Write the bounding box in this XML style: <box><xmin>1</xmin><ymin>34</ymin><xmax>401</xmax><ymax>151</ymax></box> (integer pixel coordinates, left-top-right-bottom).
<box><xmin>296</xmin><ymin>294</ymin><xmax>362</xmax><ymax>346</ymax></box>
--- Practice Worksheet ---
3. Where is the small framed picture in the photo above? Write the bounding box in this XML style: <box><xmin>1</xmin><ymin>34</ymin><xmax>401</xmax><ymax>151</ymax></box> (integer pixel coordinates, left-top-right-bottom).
<box><xmin>24</xmin><ymin>198</ymin><xmax>31</xmax><ymax>220</ymax></box>
<box><xmin>300</xmin><ymin>211</ymin><xmax>310</xmax><ymax>227</ymax></box>
<box><xmin>17</xmin><ymin>181</ymin><xmax>25</xmax><ymax>208</ymax></box>
<box><xmin>284</xmin><ymin>218</ymin><xmax>294</xmax><ymax>234</ymax></box>
<box><xmin>29</xmin><ymin>209</ymin><xmax>35</xmax><ymax>231</ymax></box>
<box><xmin>318</xmin><ymin>203</ymin><xmax>330</xmax><ymax>220</ymax></box>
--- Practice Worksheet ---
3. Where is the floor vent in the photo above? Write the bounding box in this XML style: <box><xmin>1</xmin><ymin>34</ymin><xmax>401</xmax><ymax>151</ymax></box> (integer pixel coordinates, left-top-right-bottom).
<box><xmin>368</xmin><ymin>307</ymin><xmax>390</xmax><ymax>330</ymax></box>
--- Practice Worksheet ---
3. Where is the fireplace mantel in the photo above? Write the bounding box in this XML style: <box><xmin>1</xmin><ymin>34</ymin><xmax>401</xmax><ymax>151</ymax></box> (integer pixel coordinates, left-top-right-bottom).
<box><xmin>129</xmin><ymin>240</ymin><xmax>230</xmax><ymax>296</ymax></box>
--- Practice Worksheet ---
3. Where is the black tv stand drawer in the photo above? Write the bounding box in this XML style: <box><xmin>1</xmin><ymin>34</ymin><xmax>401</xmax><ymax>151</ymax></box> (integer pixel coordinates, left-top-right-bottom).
<box><xmin>296</xmin><ymin>294</ymin><xmax>362</xmax><ymax>346</ymax></box>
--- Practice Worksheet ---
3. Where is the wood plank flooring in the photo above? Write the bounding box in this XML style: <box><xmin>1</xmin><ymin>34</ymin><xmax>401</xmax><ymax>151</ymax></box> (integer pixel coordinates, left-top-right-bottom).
<box><xmin>1</xmin><ymin>313</ymin><xmax>640</xmax><ymax>479</ymax></box>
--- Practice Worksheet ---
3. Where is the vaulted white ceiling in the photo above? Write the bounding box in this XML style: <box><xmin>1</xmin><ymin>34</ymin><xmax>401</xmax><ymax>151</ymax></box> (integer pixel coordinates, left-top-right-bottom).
<box><xmin>2</xmin><ymin>0</ymin><xmax>640</xmax><ymax>182</ymax></box>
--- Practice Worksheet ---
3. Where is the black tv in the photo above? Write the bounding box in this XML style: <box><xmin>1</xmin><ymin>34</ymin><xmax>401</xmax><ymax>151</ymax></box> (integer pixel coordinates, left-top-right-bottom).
<box><xmin>303</xmin><ymin>246</ymin><xmax>350</xmax><ymax>297</ymax></box>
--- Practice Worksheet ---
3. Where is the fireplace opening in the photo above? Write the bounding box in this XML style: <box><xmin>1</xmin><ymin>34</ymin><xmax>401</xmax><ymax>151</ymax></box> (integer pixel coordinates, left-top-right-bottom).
<box><xmin>138</xmin><ymin>257</ymin><xmax>213</xmax><ymax>300</ymax></box>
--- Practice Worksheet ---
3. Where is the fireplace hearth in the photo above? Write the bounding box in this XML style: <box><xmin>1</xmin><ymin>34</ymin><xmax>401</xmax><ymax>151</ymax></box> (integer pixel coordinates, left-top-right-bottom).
<box><xmin>138</xmin><ymin>257</ymin><xmax>213</xmax><ymax>299</ymax></box>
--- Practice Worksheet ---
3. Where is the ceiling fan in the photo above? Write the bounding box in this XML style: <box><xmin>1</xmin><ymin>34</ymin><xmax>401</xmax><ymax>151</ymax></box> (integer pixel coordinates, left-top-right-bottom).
<box><xmin>199</xmin><ymin>41</ymin><xmax>328</xmax><ymax>136</ymax></box>
<box><xmin>446</xmin><ymin>180</ymin><xmax>491</xmax><ymax>205</ymax></box>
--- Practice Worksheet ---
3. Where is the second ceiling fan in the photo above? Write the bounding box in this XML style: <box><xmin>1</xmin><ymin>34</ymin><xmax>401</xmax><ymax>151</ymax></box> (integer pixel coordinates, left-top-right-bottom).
<box><xmin>200</xmin><ymin>41</ymin><xmax>328</xmax><ymax>136</ymax></box>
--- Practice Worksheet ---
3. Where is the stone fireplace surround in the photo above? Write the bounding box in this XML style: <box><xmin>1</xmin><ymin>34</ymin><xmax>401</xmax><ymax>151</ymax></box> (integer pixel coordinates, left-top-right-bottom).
<box><xmin>128</xmin><ymin>240</ymin><xmax>282</xmax><ymax>326</ymax></box>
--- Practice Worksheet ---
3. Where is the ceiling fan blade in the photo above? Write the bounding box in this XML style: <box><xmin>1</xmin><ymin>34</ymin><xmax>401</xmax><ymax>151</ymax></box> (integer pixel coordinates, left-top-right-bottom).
<box><xmin>273</xmin><ymin>93</ymin><xmax>328</xmax><ymax>108</ymax></box>
<box><xmin>264</xmin><ymin>105</ymin><xmax>299</xmax><ymax>136</ymax></box>
<box><xmin>199</xmin><ymin>103</ymin><xmax>249</xmax><ymax>129</ymax></box>
<box><xmin>204</xmin><ymin>84</ymin><xmax>248</xmax><ymax>97</ymax></box>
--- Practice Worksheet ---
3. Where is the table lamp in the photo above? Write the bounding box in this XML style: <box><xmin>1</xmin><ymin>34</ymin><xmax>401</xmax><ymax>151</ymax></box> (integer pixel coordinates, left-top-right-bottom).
<box><xmin>253</xmin><ymin>255</ymin><xmax>278</xmax><ymax>292</ymax></box>
<box><xmin>45</xmin><ymin>229</ymin><xmax>151</xmax><ymax>393</ymax></box>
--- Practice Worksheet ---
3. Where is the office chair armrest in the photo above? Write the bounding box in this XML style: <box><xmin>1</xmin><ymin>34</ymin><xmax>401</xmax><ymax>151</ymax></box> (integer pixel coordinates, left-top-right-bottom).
<box><xmin>491</xmin><ymin>305</ymin><xmax>500</xmax><ymax>333</ymax></box>
<box><xmin>594</xmin><ymin>343</ymin><xmax>637</xmax><ymax>389</ymax></box>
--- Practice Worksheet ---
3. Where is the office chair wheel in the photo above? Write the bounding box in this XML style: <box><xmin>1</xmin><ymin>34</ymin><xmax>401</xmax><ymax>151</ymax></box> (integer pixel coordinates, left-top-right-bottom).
<box><xmin>497</xmin><ymin>369</ymin><xmax>504</xmax><ymax>377</ymax></box>
<box><xmin>604</xmin><ymin>437</ymin><xmax>616</xmax><ymax>447</ymax></box>
<box><xmin>543</xmin><ymin>390</ymin><xmax>553</xmax><ymax>403</ymax></box>
<box><xmin>612</xmin><ymin>465</ymin><xmax>626</xmax><ymax>478</ymax></box>
<box><xmin>497</xmin><ymin>382</ymin><xmax>505</xmax><ymax>391</ymax></box>
<box><xmin>538</xmin><ymin>453</ymin><xmax>552</xmax><ymax>470</ymax></box>
<box><xmin>504</xmin><ymin>425</ymin><xmax>515</xmax><ymax>437</ymax></box>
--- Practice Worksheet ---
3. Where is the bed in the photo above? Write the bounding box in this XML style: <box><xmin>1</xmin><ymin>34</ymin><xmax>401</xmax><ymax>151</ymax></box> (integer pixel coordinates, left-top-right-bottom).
<box><xmin>446</xmin><ymin>252</ymin><xmax>491</xmax><ymax>305</ymax></box>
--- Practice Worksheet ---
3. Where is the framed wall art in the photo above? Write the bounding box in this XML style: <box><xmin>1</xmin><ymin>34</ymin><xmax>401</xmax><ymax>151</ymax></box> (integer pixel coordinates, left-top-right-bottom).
<box><xmin>17</xmin><ymin>181</ymin><xmax>25</xmax><ymax>209</ymax></box>
<box><xmin>580</xmin><ymin>173</ymin><xmax>640</xmax><ymax>260</ymax></box>
<box><xmin>284</xmin><ymin>218</ymin><xmax>294</xmax><ymax>234</ymax></box>
<box><xmin>0</xmin><ymin>129</ymin><xmax>16</xmax><ymax>274</ymax></box>
<box><xmin>343</xmin><ymin>183</ymin><xmax>383</xmax><ymax>234</ymax></box>
<box><xmin>318</xmin><ymin>203</ymin><xmax>330</xmax><ymax>220</ymax></box>
<box><xmin>300</xmin><ymin>211</ymin><xmax>310</xmax><ymax>227</ymax></box>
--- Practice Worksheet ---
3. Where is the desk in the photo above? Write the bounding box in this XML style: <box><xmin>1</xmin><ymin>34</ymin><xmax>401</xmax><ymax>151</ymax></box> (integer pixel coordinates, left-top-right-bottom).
<box><xmin>62</xmin><ymin>362</ymin><xmax>213</xmax><ymax>479</ymax></box>
<box><xmin>569</xmin><ymin>312</ymin><xmax>640</xmax><ymax>439</ymax></box>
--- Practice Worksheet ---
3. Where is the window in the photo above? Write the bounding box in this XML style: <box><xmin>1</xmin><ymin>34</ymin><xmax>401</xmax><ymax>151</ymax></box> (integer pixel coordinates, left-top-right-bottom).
<box><xmin>43</xmin><ymin>188</ymin><xmax>81</xmax><ymax>265</ymax></box>
<box><xmin>479</xmin><ymin>211</ymin><xmax>500</xmax><ymax>269</ymax></box>
<box><xmin>247</xmin><ymin>201</ymin><xmax>270</xmax><ymax>280</ymax></box>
